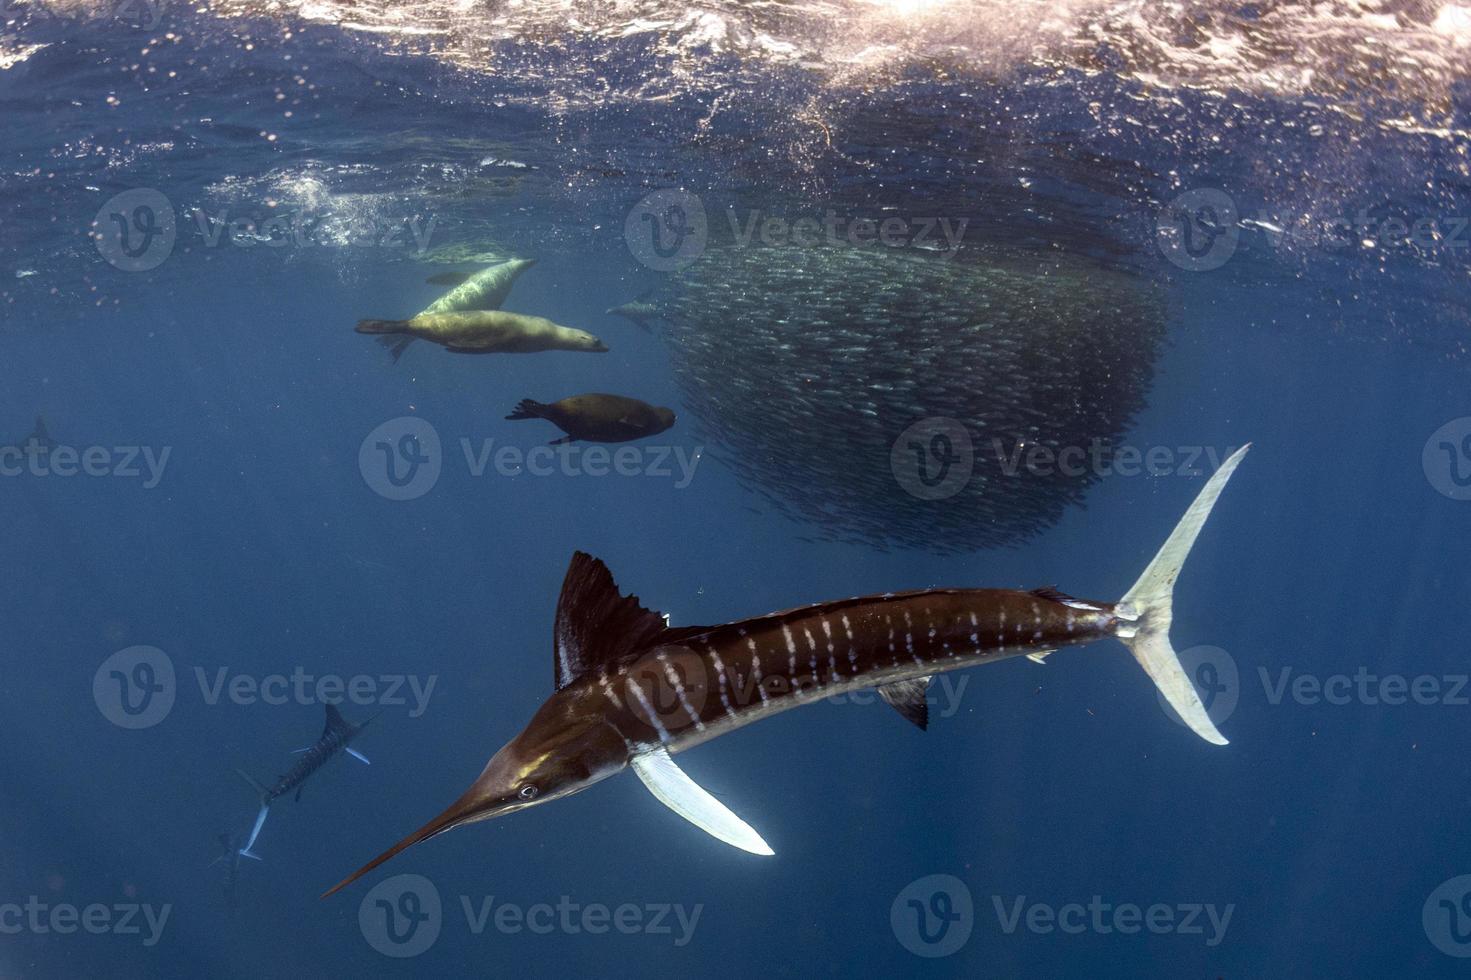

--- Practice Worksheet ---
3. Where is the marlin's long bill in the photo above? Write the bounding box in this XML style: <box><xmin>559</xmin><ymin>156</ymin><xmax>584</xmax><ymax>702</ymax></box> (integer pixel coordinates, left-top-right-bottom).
<box><xmin>323</xmin><ymin>444</ymin><xmax>1250</xmax><ymax>897</ymax></box>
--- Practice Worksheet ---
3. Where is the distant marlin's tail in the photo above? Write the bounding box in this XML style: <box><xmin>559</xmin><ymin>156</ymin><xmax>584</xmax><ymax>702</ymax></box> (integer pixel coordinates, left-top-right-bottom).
<box><xmin>235</xmin><ymin>769</ymin><xmax>271</xmax><ymax>859</ymax></box>
<box><xmin>1114</xmin><ymin>444</ymin><xmax>1250</xmax><ymax>746</ymax></box>
<box><xmin>505</xmin><ymin>399</ymin><xmax>548</xmax><ymax>421</ymax></box>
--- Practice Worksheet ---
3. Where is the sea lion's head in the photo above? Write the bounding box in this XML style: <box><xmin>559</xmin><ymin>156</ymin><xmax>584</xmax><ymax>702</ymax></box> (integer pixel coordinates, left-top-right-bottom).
<box><xmin>651</xmin><ymin>406</ymin><xmax>676</xmax><ymax>433</ymax></box>
<box><xmin>568</xmin><ymin>329</ymin><xmax>609</xmax><ymax>353</ymax></box>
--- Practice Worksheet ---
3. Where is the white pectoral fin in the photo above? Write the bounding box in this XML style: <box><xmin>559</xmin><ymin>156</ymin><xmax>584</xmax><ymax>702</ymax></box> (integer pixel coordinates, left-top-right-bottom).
<box><xmin>630</xmin><ymin>748</ymin><xmax>775</xmax><ymax>857</ymax></box>
<box><xmin>346</xmin><ymin>747</ymin><xmax>371</xmax><ymax>765</ymax></box>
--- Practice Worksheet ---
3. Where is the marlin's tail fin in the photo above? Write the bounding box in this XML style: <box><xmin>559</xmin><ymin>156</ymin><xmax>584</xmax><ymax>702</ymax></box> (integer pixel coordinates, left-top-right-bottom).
<box><xmin>1115</xmin><ymin>444</ymin><xmax>1250</xmax><ymax>746</ymax></box>
<box><xmin>234</xmin><ymin>769</ymin><xmax>272</xmax><ymax>858</ymax></box>
<box><xmin>505</xmin><ymin>399</ymin><xmax>548</xmax><ymax>422</ymax></box>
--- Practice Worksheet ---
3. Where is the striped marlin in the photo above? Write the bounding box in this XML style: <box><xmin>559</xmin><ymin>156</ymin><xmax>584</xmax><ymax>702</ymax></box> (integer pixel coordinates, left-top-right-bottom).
<box><xmin>323</xmin><ymin>444</ymin><xmax>1249</xmax><ymax>897</ymax></box>
<box><xmin>236</xmin><ymin>704</ymin><xmax>373</xmax><ymax>860</ymax></box>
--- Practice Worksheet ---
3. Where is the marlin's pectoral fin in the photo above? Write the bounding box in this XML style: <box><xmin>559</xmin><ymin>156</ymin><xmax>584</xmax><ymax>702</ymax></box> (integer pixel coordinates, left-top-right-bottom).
<box><xmin>346</xmin><ymin>747</ymin><xmax>371</xmax><ymax>765</ymax></box>
<box><xmin>239</xmin><ymin>850</ymin><xmax>263</xmax><ymax>862</ymax></box>
<box><xmin>630</xmin><ymin>748</ymin><xmax>774</xmax><ymax>857</ymax></box>
<box><xmin>1026</xmin><ymin>649</ymin><xmax>1056</xmax><ymax>664</ymax></box>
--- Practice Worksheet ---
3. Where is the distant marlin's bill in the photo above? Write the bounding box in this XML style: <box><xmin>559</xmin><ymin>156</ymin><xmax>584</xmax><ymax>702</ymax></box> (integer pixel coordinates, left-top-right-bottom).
<box><xmin>323</xmin><ymin>445</ymin><xmax>1251</xmax><ymax>897</ymax></box>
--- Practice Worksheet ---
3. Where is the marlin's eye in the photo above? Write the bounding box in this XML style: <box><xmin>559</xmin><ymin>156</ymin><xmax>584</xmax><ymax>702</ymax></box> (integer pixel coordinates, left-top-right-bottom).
<box><xmin>517</xmin><ymin>784</ymin><xmax>538</xmax><ymax>801</ymax></box>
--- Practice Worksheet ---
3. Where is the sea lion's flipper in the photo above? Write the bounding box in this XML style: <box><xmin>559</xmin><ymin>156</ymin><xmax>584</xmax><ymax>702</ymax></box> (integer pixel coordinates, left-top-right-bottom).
<box><xmin>549</xmin><ymin>435</ymin><xmax>575</xmax><ymax>445</ymax></box>
<box><xmin>375</xmin><ymin>336</ymin><xmax>415</xmax><ymax>364</ymax></box>
<box><xmin>355</xmin><ymin>319</ymin><xmax>408</xmax><ymax>335</ymax></box>
<box><xmin>505</xmin><ymin>399</ymin><xmax>548</xmax><ymax>422</ymax></box>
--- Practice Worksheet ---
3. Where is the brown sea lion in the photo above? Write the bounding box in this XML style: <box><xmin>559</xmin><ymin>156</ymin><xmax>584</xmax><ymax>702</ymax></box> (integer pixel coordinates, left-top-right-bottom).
<box><xmin>505</xmin><ymin>394</ymin><xmax>676</xmax><ymax>444</ymax></box>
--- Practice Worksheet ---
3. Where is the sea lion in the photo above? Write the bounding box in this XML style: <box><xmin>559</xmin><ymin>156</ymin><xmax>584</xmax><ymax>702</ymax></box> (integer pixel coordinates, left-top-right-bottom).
<box><xmin>421</xmin><ymin>258</ymin><xmax>537</xmax><ymax>316</ymax></box>
<box><xmin>357</xmin><ymin>311</ymin><xmax>608</xmax><ymax>355</ymax></box>
<box><xmin>382</xmin><ymin>257</ymin><xmax>540</xmax><ymax>362</ymax></box>
<box><xmin>605</xmin><ymin>293</ymin><xmax>660</xmax><ymax>332</ymax></box>
<box><xmin>505</xmin><ymin>394</ymin><xmax>675</xmax><ymax>444</ymax></box>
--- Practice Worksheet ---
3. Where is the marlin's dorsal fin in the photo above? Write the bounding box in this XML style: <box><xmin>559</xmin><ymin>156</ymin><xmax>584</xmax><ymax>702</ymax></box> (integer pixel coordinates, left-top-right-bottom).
<box><xmin>1029</xmin><ymin>585</ymin><xmax>1072</xmax><ymax>603</ymax></box>
<box><xmin>877</xmin><ymin>677</ymin><xmax>931</xmax><ymax>730</ymax></box>
<box><xmin>553</xmin><ymin>552</ymin><xmax>671</xmax><ymax>690</ymax></box>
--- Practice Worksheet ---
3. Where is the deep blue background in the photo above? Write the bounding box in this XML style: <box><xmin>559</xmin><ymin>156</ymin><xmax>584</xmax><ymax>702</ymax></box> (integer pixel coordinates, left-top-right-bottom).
<box><xmin>2</xmin><ymin>6</ymin><xmax>1469</xmax><ymax>977</ymax></box>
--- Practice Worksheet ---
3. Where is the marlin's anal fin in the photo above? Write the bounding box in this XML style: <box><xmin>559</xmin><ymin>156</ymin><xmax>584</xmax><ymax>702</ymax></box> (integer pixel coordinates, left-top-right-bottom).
<box><xmin>877</xmin><ymin>677</ymin><xmax>931</xmax><ymax>729</ymax></box>
<box><xmin>346</xmin><ymin>747</ymin><xmax>371</xmax><ymax>765</ymax></box>
<box><xmin>630</xmin><ymin>748</ymin><xmax>775</xmax><ymax>857</ymax></box>
<box><xmin>1026</xmin><ymin>650</ymin><xmax>1056</xmax><ymax>664</ymax></box>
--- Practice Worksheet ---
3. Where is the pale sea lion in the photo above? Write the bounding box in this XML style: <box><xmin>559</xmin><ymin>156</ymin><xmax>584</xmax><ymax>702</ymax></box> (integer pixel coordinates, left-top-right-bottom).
<box><xmin>421</xmin><ymin>257</ymin><xmax>537</xmax><ymax>316</ymax></box>
<box><xmin>356</xmin><ymin>311</ymin><xmax>608</xmax><ymax>355</ymax></box>
<box><xmin>382</xmin><ymin>257</ymin><xmax>539</xmax><ymax>362</ymax></box>
<box><xmin>505</xmin><ymin>393</ymin><xmax>675</xmax><ymax>444</ymax></box>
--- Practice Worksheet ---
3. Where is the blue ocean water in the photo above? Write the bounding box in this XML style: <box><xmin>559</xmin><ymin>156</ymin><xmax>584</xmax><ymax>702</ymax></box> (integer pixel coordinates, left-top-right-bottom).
<box><xmin>2</xmin><ymin>1</ymin><xmax>1470</xmax><ymax>976</ymax></box>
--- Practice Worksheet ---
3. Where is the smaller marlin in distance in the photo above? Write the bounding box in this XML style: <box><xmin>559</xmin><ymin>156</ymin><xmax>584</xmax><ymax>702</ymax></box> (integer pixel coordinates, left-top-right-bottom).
<box><xmin>208</xmin><ymin>831</ymin><xmax>259</xmax><ymax>909</ymax></box>
<box><xmin>324</xmin><ymin>445</ymin><xmax>1251</xmax><ymax>897</ymax></box>
<box><xmin>236</xmin><ymin>704</ymin><xmax>373</xmax><ymax>860</ymax></box>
